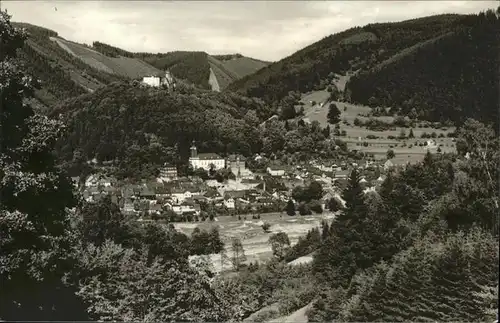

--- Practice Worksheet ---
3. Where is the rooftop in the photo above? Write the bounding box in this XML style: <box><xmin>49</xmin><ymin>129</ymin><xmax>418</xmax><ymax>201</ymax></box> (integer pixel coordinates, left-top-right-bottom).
<box><xmin>194</xmin><ymin>153</ymin><xmax>223</xmax><ymax>160</ymax></box>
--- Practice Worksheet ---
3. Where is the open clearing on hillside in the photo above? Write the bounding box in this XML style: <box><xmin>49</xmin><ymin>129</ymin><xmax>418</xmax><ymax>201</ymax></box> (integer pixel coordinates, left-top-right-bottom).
<box><xmin>174</xmin><ymin>212</ymin><xmax>334</xmax><ymax>268</ymax></box>
<box><xmin>297</xmin><ymin>90</ymin><xmax>456</xmax><ymax>164</ymax></box>
<box><xmin>208</xmin><ymin>55</ymin><xmax>270</xmax><ymax>90</ymax></box>
<box><xmin>50</xmin><ymin>37</ymin><xmax>160</xmax><ymax>79</ymax></box>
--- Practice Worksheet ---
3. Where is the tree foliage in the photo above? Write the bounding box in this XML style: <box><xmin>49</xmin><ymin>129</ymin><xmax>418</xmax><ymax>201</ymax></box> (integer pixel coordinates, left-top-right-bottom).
<box><xmin>0</xmin><ymin>12</ymin><xmax>84</xmax><ymax>320</ymax></box>
<box><xmin>347</xmin><ymin>11</ymin><xmax>499</xmax><ymax>128</ymax></box>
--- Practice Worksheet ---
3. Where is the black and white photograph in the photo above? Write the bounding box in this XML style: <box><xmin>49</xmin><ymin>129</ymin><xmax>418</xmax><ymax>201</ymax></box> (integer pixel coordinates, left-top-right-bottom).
<box><xmin>0</xmin><ymin>0</ymin><xmax>498</xmax><ymax>321</ymax></box>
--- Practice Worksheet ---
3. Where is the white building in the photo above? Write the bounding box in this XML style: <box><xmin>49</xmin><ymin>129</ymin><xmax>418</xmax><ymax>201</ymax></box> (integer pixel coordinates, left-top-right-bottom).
<box><xmin>224</xmin><ymin>197</ymin><xmax>235</xmax><ymax>209</ymax></box>
<box><xmin>142</xmin><ymin>75</ymin><xmax>161</xmax><ymax>87</ymax></box>
<box><xmin>189</xmin><ymin>144</ymin><xmax>225</xmax><ymax>171</ymax></box>
<box><xmin>171</xmin><ymin>189</ymin><xmax>192</xmax><ymax>204</ymax></box>
<box><xmin>142</xmin><ymin>71</ymin><xmax>176</xmax><ymax>88</ymax></box>
<box><xmin>158</xmin><ymin>164</ymin><xmax>178</xmax><ymax>182</ymax></box>
<box><xmin>165</xmin><ymin>203</ymin><xmax>200</xmax><ymax>216</ymax></box>
<box><xmin>267</xmin><ymin>166</ymin><xmax>285</xmax><ymax>177</ymax></box>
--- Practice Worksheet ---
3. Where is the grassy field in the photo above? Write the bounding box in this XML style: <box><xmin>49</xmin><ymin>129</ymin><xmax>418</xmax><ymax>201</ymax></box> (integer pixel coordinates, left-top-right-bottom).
<box><xmin>297</xmin><ymin>90</ymin><xmax>456</xmax><ymax>164</ymax></box>
<box><xmin>174</xmin><ymin>212</ymin><xmax>334</xmax><ymax>268</ymax></box>
<box><xmin>50</xmin><ymin>37</ymin><xmax>161</xmax><ymax>79</ymax></box>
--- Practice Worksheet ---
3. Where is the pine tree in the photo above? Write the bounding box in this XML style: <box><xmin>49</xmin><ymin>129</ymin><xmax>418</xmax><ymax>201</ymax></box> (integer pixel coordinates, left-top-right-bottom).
<box><xmin>327</xmin><ymin>103</ymin><xmax>341</xmax><ymax>124</ymax></box>
<box><xmin>408</xmin><ymin>128</ymin><xmax>415</xmax><ymax>138</ymax></box>
<box><xmin>313</xmin><ymin>168</ymin><xmax>369</xmax><ymax>287</ymax></box>
<box><xmin>286</xmin><ymin>199</ymin><xmax>296</xmax><ymax>216</ymax></box>
<box><xmin>379</xmin><ymin>171</ymin><xmax>394</xmax><ymax>200</ymax></box>
<box><xmin>322</xmin><ymin>125</ymin><xmax>331</xmax><ymax>138</ymax></box>
<box><xmin>341</xmin><ymin>168</ymin><xmax>366</xmax><ymax>216</ymax></box>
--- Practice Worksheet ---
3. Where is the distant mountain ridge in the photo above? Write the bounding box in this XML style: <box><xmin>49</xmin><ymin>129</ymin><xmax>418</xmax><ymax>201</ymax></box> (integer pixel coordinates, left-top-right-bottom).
<box><xmin>227</xmin><ymin>11</ymin><xmax>499</xmax><ymax>128</ymax></box>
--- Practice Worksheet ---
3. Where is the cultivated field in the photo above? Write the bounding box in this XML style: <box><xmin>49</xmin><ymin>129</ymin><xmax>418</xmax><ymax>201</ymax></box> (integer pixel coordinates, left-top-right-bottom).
<box><xmin>298</xmin><ymin>90</ymin><xmax>456</xmax><ymax>164</ymax></box>
<box><xmin>50</xmin><ymin>37</ymin><xmax>161</xmax><ymax>79</ymax></box>
<box><xmin>174</xmin><ymin>212</ymin><xmax>334</xmax><ymax>269</ymax></box>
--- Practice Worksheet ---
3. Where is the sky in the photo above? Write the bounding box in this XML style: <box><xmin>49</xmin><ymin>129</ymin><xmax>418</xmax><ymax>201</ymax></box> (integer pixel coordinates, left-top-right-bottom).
<box><xmin>2</xmin><ymin>1</ymin><xmax>497</xmax><ymax>62</ymax></box>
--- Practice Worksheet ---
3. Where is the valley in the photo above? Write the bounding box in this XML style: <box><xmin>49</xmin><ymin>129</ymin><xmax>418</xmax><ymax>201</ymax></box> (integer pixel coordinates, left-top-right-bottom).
<box><xmin>2</xmin><ymin>5</ymin><xmax>499</xmax><ymax>323</ymax></box>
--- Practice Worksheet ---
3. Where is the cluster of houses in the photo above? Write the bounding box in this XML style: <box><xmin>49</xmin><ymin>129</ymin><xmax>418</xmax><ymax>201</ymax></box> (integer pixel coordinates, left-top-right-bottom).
<box><xmin>76</xmin><ymin>144</ymin><xmax>397</xmax><ymax>221</ymax></box>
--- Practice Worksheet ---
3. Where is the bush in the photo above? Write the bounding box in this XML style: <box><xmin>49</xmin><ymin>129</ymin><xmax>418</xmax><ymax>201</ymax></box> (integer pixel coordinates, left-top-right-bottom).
<box><xmin>308</xmin><ymin>200</ymin><xmax>323</xmax><ymax>214</ymax></box>
<box><xmin>251</xmin><ymin>308</ymin><xmax>280</xmax><ymax>323</ymax></box>
<box><xmin>262</xmin><ymin>222</ymin><xmax>271</xmax><ymax>232</ymax></box>
<box><xmin>328</xmin><ymin>198</ymin><xmax>342</xmax><ymax>212</ymax></box>
<box><xmin>298</xmin><ymin>203</ymin><xmax>312</xmax><ymax>216</ymax></box>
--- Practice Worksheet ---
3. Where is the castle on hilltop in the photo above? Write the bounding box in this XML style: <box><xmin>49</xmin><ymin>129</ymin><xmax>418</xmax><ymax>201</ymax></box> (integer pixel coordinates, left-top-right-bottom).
<box><xmin>142</xmin><ymin>70</ymin><xmax>176</xmax><ymax>89</ymax></box>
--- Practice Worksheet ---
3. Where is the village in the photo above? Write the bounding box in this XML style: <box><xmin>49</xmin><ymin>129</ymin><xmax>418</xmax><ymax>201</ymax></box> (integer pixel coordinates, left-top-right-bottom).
<box><xmin>77</xmin><ymin>142</ymin><xmax>401</xmax><ymax>223</ymax></box>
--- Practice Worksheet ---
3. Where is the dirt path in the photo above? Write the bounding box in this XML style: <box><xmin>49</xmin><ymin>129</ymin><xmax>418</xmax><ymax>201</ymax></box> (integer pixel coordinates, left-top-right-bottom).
<box><xmin>267</xmin><ymin>303</ymin><xmax>312</xmax><ymax>323</ymax></box>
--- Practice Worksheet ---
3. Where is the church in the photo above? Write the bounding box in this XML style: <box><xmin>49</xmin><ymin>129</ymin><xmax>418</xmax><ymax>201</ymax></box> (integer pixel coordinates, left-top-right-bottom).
<box><xmin>188</xmin><ymin>143</ymin><xmax>225</xmax><ymax>171</ymax></box>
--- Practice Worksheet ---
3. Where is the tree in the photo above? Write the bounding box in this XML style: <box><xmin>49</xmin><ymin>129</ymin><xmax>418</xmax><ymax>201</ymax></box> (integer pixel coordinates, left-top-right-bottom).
<box><xmin>309</xmin><ymin>200</ymin><xmax>323</xmax><ymax>214</ymax></box>
<box><xmin>386</xmin><ymin>149</ymin><xmax>395</xmax><ymax>159</ymax></box>
<box><xmin>308</xmin><ymin>181</ymin><xmax>324</xmax><ymax>201</ymax></box>
<box><xmin>269</xmin><ymin>232</ymin><xmax>291</xmax><ymax>260</ymax></box>
<box><xmin>313</xmin><ymin>168</ymin><xmax>369</xmax><ymax>287</ymax></box>
<box><xmin>230</xmin><ymin>237</ymin><xmax>246</xmax><ymax>271</ymax></box>
<box><xmin>408</xmin><ymin>128</ymin><xmax>415</xmax><ymax>138</ymax></box>
<box><xmin>298</xmin><ymin>202</ymin><xmax>312</xmax><ymax>216</ymax></box>
<box><xmin>286</xmin><ymin>199</ymin><xmax>296</xmax><ymax>216</ymax></box>
<box><xmin>209</xmin><ymin>164</ymin><xmax>216</xmax><ymax>177</ymax></box>
<box><xmin>322</xmin><ymin>125</ymin><xmax>331</xmax><ymax>138</ymax></box>
<box><xmin>76</xmin><ymin>241</ymin><xmax>228</xmax><ymax>322</ymax></box>
<box><xmin>281</xmin><ymin>104</ymin><xmax>297</xmax><ymax>120</ymax></box>
<box><xmin>78</xmin><ymin>196</ymin><xmax>127</xmax><ymax>247</ymax></box>
<box><xmin>399</xmin><ymin>128</ymin><xmax>406</xmax><ymax>139</ymax></box>
<box><xmin>262</xmin><ymin>222</ymin><xmax>271</xmax><ymax>232</ymax></box>
<box><xmin>194</xmin><ymin>167</ymin><xmax>209</xmax><ymax>180</ymax></box>
<box><xmin>379</xmin><ymin>171</ymin><xmax>394</xmax><ymax>200</ymax></box>
<box><xmin>328</xmin><ymin>197</ymin><xmax>342</xmax><ymax>212</ymax></box>
<box><xmin>0</xmin><ymin>12</ymin><xmax>87</xmax><ymax>321</ymax></box>
<box><xmin>327</xmin><ymin>103</ymin><xmax>341</xmax><ymax>124</ymax></box>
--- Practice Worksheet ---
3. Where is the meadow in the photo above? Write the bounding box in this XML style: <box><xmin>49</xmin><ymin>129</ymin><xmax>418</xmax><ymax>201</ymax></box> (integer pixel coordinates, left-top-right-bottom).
<box><xmin>174</xmin><ymin>212</ymin><xmax>334</xmax><ymax>270</ymax></box>
<box><xmin>298</xmin><ymin>90</ymin><xmax>456</xmax><ymax>164</ymax></box>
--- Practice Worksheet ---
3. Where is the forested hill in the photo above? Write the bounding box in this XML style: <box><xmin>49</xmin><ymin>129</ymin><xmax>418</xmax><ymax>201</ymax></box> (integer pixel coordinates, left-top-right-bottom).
<box><xmin>227</xmin><ymin>11</ymin><xmax>499</xmax><ymax>128</ymax></box>
<box><xmin>347</xmin><ymin>11</ymin><xmax>499</xmax><ymax>128</ymax></box>
<box><xmin>51</xmin><ymin>81</ymin><xmax>271</xmax><ymax>179</ymax></box>
<box><xmin>87</xmin><ymin>42</ymin><xmax>271</xmax><ymax>90</ymax></box>
<box><xmin>135</xmin><ymin>51</ymin><xmax>270</xmax><ymax>91</ymax></box>
<box><xmin>14</xmin><ymin>23</ymin><xmax>126</xmax><ymax>109</ymax></box>
<box><xmin>13</xmin><ymin>22</ymin><xmax>270</xmax><ymax>110</ymax></box>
